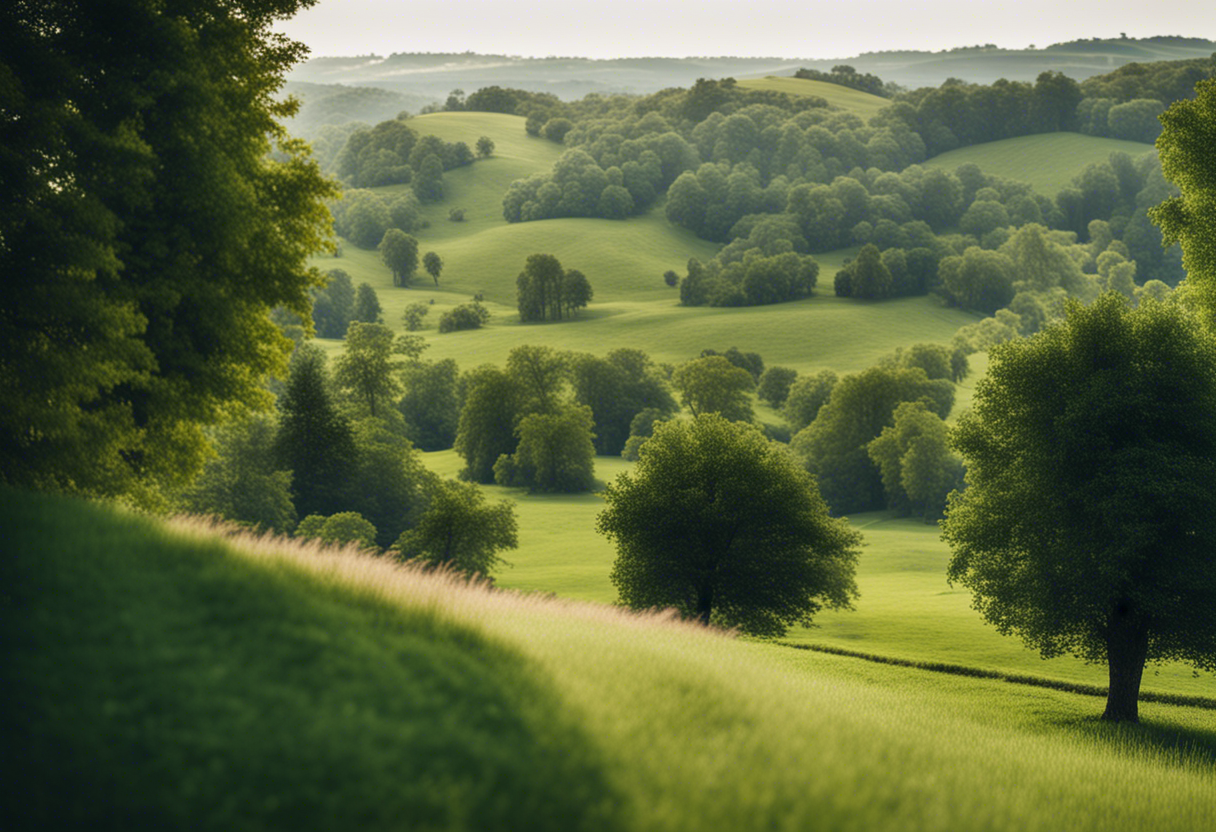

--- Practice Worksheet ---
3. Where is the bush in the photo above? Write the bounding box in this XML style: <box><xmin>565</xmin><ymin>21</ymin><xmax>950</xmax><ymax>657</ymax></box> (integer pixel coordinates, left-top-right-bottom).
<box><xmin>438</xmin><ymin>302</ymin><xmax>491</xmax><ymax>333</ymax></box>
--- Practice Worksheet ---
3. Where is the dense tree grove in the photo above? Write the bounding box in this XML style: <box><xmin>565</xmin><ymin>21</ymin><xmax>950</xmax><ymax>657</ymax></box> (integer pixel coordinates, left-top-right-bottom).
<box><xmin>599</xmin><ymin>415</ymin><xmax>862</xmax><ymax>637</ymax></box>
<box><xmin>943</xmin><ymin>294</ymin><xmax>1216</xmax><ymax>722</ymax></box>
<box><xmin>516</xmin><ymin>254</ymin><xmax>594</xmax><ymax>321</ymax></box>
<box><xmin>0</xmin><ymin>0</ymin><xmax>336</xmax><ymax>500</ymax></box>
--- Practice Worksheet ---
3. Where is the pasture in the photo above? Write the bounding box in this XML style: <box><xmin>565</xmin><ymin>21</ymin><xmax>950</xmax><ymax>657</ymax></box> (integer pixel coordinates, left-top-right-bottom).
<box><xmin>8</xmin><ymin>488</ymin><xmax>1216</xmax><ymax>832</ymax></box>
<box><xmin>736</xmin><ymin>75</ymin><xmax>893</xmax><ymax>122</ymax></box>
<box><xmin>923</xmin><ymin>132</ymin><xmax>1156</xmax><ymax>196</ymax></box>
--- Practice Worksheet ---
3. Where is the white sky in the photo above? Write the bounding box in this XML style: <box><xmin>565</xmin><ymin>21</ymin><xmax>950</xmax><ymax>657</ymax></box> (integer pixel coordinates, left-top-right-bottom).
<box><xmin>276</xmin><ymin>0</ymin><xmax>1213</xmax><ymax>60</ymax></box>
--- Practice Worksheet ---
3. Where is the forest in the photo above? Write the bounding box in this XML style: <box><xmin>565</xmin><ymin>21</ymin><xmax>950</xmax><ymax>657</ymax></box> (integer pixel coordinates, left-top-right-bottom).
<box><xmin>5</xmin><ymin>2</ymin><xmax>1216</xmax><ymax>829</ymax></box>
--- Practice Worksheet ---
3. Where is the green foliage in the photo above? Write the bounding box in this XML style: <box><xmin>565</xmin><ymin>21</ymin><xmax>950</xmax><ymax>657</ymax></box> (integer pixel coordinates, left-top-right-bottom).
<box><xmin>346</xmin><ymin>418</ymin><xmax>434</xmax><ymax>547</ymax></box>
<box><xmin>274</xmin><ymin>346</ymin><xmax>357</xmax><ymax>521</ymax></box>
<box><xmin>516</xmin><ymin>254</ymin><xmax>593</xmax><ymax>322</ymax></box>
<box><xmin>783</xmin><ymin>370</ymin><xmax>838</xmax><ymax>434</ymax></box>
<box><xmin>312</xmin><ymin>269</ymin><xmax>356</xmax><ymax>339</ymax></box>
<box><xmin>454</xmin><ymin>365</ymin><xmax>522</xmax><ymax>483</ymax></box>
<box><xmin>333</xmin><ymin>323</ymin><xmax>404</xmax><ymax>420</ymax></box>
<box><xmin>476</xmin><ymin>135</ymin><xmax>495</xmax><ymax>157</ymax></box>
<box><xmin>671</xmin><ymin>356</ymin><xmax>755</xmax><ymax>422</ymax></box>
<box><xmin>379</xmin><ymin>229</ymin><xmax>420</xmax><ymax>287</ymax></box>
<box><xmin>1152</xmin><ymin>76</ymin><xmax>1216</xmax><ymax>322</ymax></box>
<box><xmin>179</xmin><ymin>413</ymin><xmax>296</xmax><ymax>534</ymax></box>
<box><xmin>412</xmin><ymin>153</ymin><xmax>446</xmax><ymax>203</ymax></box>
<box><xmin>394</xmin><ymin>479</ymin><xmax>517</xmax><ymax>579</ymax></box>
<box><xmin>598</xmin><ymin>414</ymin><xmax>862</xmax><ymax>636</ymax></box>
<box><xmin>866</xmin><ymin>401</ymin><xmax>962</xmax><ymax>520</ymax></box>
<box><xmin>402</xmin><ymin>302</ymin><xmax>430</xmax><ymax>332</ymax></box>
<box><xmin>494</xmin><ymin>405</ymin><xmax>596</xmax><ymax>494</ymax></box>
<box><xmin>297</xmin><ymin>511</ymin><xmax>379</xmax><ymax>548</ymax></box>
<box><xmin>422</xmin><ymin>251</ymin><xmax>444</xmax><ymax>286</ymax></box>
<box><xmin>398</xmin><ymin>358</ymin><xmax>461</xmax><ymax>451</ymax></box>
<box><xmin>570</xmin><ymin>350</ymin><xmax>676</xmax><ymax>455</ymax></box>
<box><xmin>352</xmin><ymin>282</ymin><xmax>383</xmax><ymax>323</ymax></box>
<box><xmin>791</xmin><ymin>365</ymin><xmax>954</xmax><ymax>514</ymax></box>
<box><xmin>0</xmin><ymin>0</ymin><xmax>337</xmax><ymax>500</ymax></box>
<box><xmin>938</xmin><ymin>248</ymin><xmax>1017</xmax><ymax>314</ymax></box>
<box><xmin>438</xmin><ymin>301</ymin><xmax>491</xmax><ymax>333</ymax></box>
<box><xmin>943</xmin><ymin>294</ymin><xmax>1216</xmax><ymax>722</ymax></box>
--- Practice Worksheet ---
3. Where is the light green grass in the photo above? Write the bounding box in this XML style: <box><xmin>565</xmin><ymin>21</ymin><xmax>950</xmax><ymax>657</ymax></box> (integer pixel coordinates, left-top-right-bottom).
<box><xmin>923</xmin><ymin>132</ymin><xmax>1156</xmax><ymax>196</ymax></box>
<box><xmin>9</xmin><ymin>488</ymin><xmax>1216</xmax><ymax>831</ymax></box>
<box><xmin>736</xmin><ymin>76</ymin><xmax>892</xmax><ymax>122</ymax></box>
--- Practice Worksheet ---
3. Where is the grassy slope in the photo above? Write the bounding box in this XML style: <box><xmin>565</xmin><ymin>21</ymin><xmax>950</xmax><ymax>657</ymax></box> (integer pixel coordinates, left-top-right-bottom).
<box><xmin>7</xmin><ymin>488</ymin><xmax>1216</xmax><ymax>831</ymax></box>
<box><xmin>736</xmin><ymin>76</ymin><xmax>892</xmax><ymax>122</ymax></box>
<box><xmin>923</xmin><ymin>132</ymin><xmax>1156</xmax><ymax>196</ymax></box>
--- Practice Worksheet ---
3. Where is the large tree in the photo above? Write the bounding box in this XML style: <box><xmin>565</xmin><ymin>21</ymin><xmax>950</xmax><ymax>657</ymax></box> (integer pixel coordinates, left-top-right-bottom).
<box><xmin>379</xmin><ymin>229</ymin><xmax>419</xmax><ymax>287</ymax></box>
<box><xmin>598</xmin><ymin>415</ymin><xmax>862</xmax><ymax>637</ymax></box>
<box><xmin>393</xmin><ymin>479</ymin><xmax>517</xmax><ymax>580</ymax></box>
<box><xmin>0</xmin><ymin>0</ymin><xmax>335</xmax><ymax>500</ymax></box>
<box><xmin>1152</xmin><ymin>76</ymin><xmax>1216</xmax><ymax>323</ymax></box>
<box><xmin>670</xmin><ymin>355</ymin><xmax>755</xmax><ymax>422</ymax></box>
<box><xmin>942</xmin><ymin>294</ymin><xmax>1216</xmax><ymax>722</ymax></box>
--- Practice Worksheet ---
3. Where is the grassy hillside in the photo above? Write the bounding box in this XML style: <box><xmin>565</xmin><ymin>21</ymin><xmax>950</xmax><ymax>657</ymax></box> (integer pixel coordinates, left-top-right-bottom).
<box><xmin>736</xmin><ymin>76</ymin><xmax>892</xmax><ymax>122</ymax></box>
<box><xmin>8</xmin><ymin>488</ymin><xmax>1216</xmax><ymax>831</ymax></box>
<box><xmin>923</xmin><ymin>132</ymin><xmax>1156</xmax><ymax>196</ymax></box>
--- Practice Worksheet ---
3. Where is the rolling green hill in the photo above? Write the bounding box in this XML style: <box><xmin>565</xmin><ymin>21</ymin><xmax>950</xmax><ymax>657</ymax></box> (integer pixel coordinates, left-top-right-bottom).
<box><xmin>923</xmin><ymin>132</ymin><xmax>1156</xmax><ymax>196</ymax></box>
<box><xmin>736</xmin><ymin>75</ymin><xmax>892</xmax><ymax>122</ymax></box>
<box><xmin>8</xmin><ymin>488</ymin><xmax>1216</xmax><ymax>831</ymax></box>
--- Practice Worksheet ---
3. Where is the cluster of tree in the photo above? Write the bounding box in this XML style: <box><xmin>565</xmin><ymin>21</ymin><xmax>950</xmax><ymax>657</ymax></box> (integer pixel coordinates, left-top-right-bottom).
<box><xmin>678</xmin><ymin>218</ymin><xmax>820</xmax><ymax>307</ymax></box>
<box><xmin>307</xmin><ymin>274</ymin><xmax>384</xmax><ymax>340</ymax></box>
<box><xmin>794</xmin><ymin>65</ymin><xmax>900</xmax><ymax>97</ymax></box>
<box><xmin>788</xmin><ymin>345</ymin><xmax>963</xmax><ymax>515</ymax></box>
<box><xmin>1079</xmin><ymin>55</ymin><xmax>1213</xmax><ymax>106</ymax></box>
<box><xmin>378</xmin><ymin>230</ymin><xmax>443</xmax><ymax>288</ymax></box>
<box><xmin>333</xmin><ymin>116</ymin><xmax>475</xmax><ymax>192</ymax></box>
<box><xmin>516</xmin><ymin>254</ymin><xmax>593</xmax><ymax>321</ymax></box>
<box><xmin>330</xmin><ymin>188</ymin><xmax>426</xmax><ymax>248</ymax></box>
<box><xmin>438</xmin><ymin>301</ymin><xmax>491</xmax><ymax>333</ymax></box>
<box><xmin>454</xmin><ymin>345</ymin><xmax>677</xmax><ymax>489</ymax></box>
<box><xmin>501</xmin><ymin>146</ymin><xmax>672</xmax><ymax>222</ymax></box>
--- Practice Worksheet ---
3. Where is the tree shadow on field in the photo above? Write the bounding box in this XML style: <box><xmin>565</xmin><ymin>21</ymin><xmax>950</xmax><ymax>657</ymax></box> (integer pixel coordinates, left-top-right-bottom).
<box><xmin>1051</xmin><ymin>712</ymin><xmax>1216</xmax><ymax>768</ymax></box>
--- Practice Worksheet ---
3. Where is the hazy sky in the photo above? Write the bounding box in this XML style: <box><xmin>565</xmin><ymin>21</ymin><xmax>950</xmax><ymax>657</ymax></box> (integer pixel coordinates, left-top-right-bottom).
<box><xmin>276</xmin><ymin>0</ymin><xmax>1211</xmax><ymax>60</ymax></box>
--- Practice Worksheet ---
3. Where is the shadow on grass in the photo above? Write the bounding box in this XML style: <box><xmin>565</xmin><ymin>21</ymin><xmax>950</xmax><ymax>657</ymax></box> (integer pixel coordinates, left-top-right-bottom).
<box><xmin>2</xmin><ymin>489</ymin><xmax>624</xmax><ymax>832</ymax></box>
<box><xmin>1051</xmin><ymin>714</ymin><xmax>1216</xmax><ymax>768</ymax></box>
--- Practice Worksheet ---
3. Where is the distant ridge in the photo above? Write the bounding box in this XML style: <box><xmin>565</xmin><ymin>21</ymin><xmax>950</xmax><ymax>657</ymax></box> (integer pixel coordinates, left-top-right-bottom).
<box><xmin>288</xmin><ymin>37</ymin><xmax>1216</xmax><ymax>102</ymax></box>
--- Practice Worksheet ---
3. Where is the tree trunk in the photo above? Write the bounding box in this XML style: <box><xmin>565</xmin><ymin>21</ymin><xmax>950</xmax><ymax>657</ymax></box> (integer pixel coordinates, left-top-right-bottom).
<box><xmin>695</xmin><ymin>585</ymin><xmax>713</xmax><ymax>627</ymax></box>
<box><xmin>1102</xmin><ymin>602</ymin><xmax>1149</xmax><ymax>723</ymax></box>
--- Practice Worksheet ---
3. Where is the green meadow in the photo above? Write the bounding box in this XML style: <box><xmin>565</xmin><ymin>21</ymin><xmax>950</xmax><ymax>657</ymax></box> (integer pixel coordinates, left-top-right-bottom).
<box><xmin>8</xmin><ymin>488</ymin><xmax>1216</xmax><ymax>832</ymax></box>
<box><xmin>318</xmin><ymin>111</ymin><xmax>982</xmax><ymax>372</ymax></box>
<box><xmin>922</xmin><ymin>132</ymin><xmax>1156</xmax><ymax>196</ymax></box>
<box><xmin>736</xmin><ymin>75</ymin><xmax>893</xmax><ymax>122</ymax></box>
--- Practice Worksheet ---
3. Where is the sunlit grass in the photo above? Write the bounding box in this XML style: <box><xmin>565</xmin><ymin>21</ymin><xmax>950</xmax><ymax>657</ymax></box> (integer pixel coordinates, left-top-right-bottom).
<box><xmin>923</xmin><ymin>132</ymin><xmax>1155</xmax><ymax>196</ymax></box>
<box><xmin>736</xmin><ymin>76</ymin><xmax>892</xmax><ymax>122</ymax></box>
<box><xmin>7</xmin><ymin>488</ymin><xmax>1216</xmax><ymax>831</ymax></box>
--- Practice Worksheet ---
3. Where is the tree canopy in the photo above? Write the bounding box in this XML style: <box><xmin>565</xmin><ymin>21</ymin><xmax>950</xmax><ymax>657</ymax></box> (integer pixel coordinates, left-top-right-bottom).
<box><xmin>0</xmin><ymin>0</ymin><xmax>336</xmax><ymax>501</ymax></box>
<box><xmin>598</xmin><ymin>415</ymin><xmax>862</xmax><ymax>637</ymax></box>
<box><xmin>393</xmin><ymin>479</ymin><xmax>517</xmax><ymax>580</ymax></box>
<box><xmin>942</xmin><ymin>293</ymin><xmax>1216</xmax><ymax>722</ymax></box>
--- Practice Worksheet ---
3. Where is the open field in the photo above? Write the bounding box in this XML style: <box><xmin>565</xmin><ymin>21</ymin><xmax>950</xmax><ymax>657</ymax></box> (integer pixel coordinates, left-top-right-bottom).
<box><xmin>8</xmin><ymin>488</ymin><xmax>1216</xmax><ymax>831</ymax></box>
<box><xmin>923</xmin><ymin>132</ymin><xmax>1156</xmax><ymax>196</ymax></box>
<box><xmin>736</xmin><ymin>76</ymin><xmax>893</xmax><ymax>122</ymax></box>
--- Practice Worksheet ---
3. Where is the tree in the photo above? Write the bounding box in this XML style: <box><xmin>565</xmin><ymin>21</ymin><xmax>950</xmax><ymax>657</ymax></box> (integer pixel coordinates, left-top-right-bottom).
<box><xmin>312</xmin><ymin>269</ymin><xmax>357</xmax><ymax>339</ymax></box>
<box><xmin>598</xmin><ymin>415</ymin><xmax>862</xmax><ymax>637</ymax></box>
<box><xmin>402</xmin><ymin>302</ymin><xmax>429</xmax><ymax>332</ymax></box>
<box><xmin>179</xmin><ymin>413</ymin><xmax>296</xmax><ymax>533</ymax></box>
<box><xmin>493</xmin><ymin>405</ymin><xmax>596</xmax><ymax>493</ymax></box>
<box><xmin>942</xmin><ymin>294</ymin><xmax>1216</xmax><ymax>722</ymax></box>
<box><xmin>570</xmin><ymin>349</ymin><xmax>676</xmax><ymax>455</ymax></box>
<box><xmin>274</xmin><ymin>346</ymin><xmax>358</xmax><ymax>521</ymax></box>
<box><xmin>352</xmin><ymin>282</ymin><xmax>383</xmax><ymax>323</ymax></box>
<box><xmin>476</xmin><ymin>136</ymin><xmax>495</xmax><ymax>158</ymax></box>
<box><xmin>664</xmin><ymin>270</ymin><xmax>680</xmax><ymax>288</ymax></box>
<box><xmin>671</xmin><ymin>356</ymin><xmax>755</xmax><ymax>422</ymax></box>
<box><xmin>412</xmin><ymin>153</ymin><xmax>445</xmax><ymax>202</ymax></box>
<box><xmin>379</xmin><ymin>229</ymin><xmax>419</xmax><ymax>286</ymax></box>
<box><xmin>756</xmin><ymin>367</ymin><xmax>799</xmax><ymax>408</ymax></box>
<box><xmin>345</xmin><ymin>417</ymin><xmax>433</xmax><ymax>548</ymax></box>
<box><xmin>1152</xmin><ymin>77</ymin><xmax>1216</xmax><ymax>323</ymax></box>
<box><xmin>783</xmin><ymin>370</ymin><xmax>838</xmax><ymax>434</ymax></box>
<box><xmin>332</xmin><ymin>323</ymin><xmax>403</xmax><ymax>420</ymax></box>
<box><xmin>866</xmin><ymin>401</ymin><xmax>962</xmax><ymax>521</ymax></box>
<box><xmin>516</xmin><ymin>254</ymin><xmax>593</xmax><ymax>322</ymax></box>
<box><xmin>438</xmin><ymin>302</ymin><xmax>491</xmax><ymax>333</ymax></box>
<box><xmin>0</xmin><ymin>0</ymin><xmax>336</xmax><ymax>500</ymax></box>
<box><xmin>422</xmin><ymin>251</ymin><xmax>444</xmax><ymax>286</ymax></box>
<box><xmin>398</xmin><ymin>358</ymin><xmax>461</xmax><ymax>451</ymax></box>
<box><xmin>296</xmin><ymin>511</ymin><xmax>378</xmax><ymax>548</ymax></box>
<box><xmin>393</xmin><ymin>479</ymin><xmax>517</xmax><ymax>579</ymax></box>
<box><xmin>455</xmin><ymin>365</ymin><xmax>522</xmax><ymax>483</ymax></box>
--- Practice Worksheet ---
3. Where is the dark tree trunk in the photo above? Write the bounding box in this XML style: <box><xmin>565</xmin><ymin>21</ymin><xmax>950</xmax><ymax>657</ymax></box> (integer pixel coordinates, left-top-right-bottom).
<box><xmin>695</xmin><ymin>585</ymin><xmax>713</xmax><ymax>626</ymax></box>
<box><xmin>1102</xmin><ymin>602</ymin><xmax>1149</xmax><ymax>723</ymax></box>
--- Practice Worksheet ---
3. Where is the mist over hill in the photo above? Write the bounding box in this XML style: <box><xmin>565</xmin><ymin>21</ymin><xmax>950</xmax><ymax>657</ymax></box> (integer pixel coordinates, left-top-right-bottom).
<box><xmin>287</xmin><ymin>36</ymin><xmax>1216</xmax><ymax>103</ymax></box>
